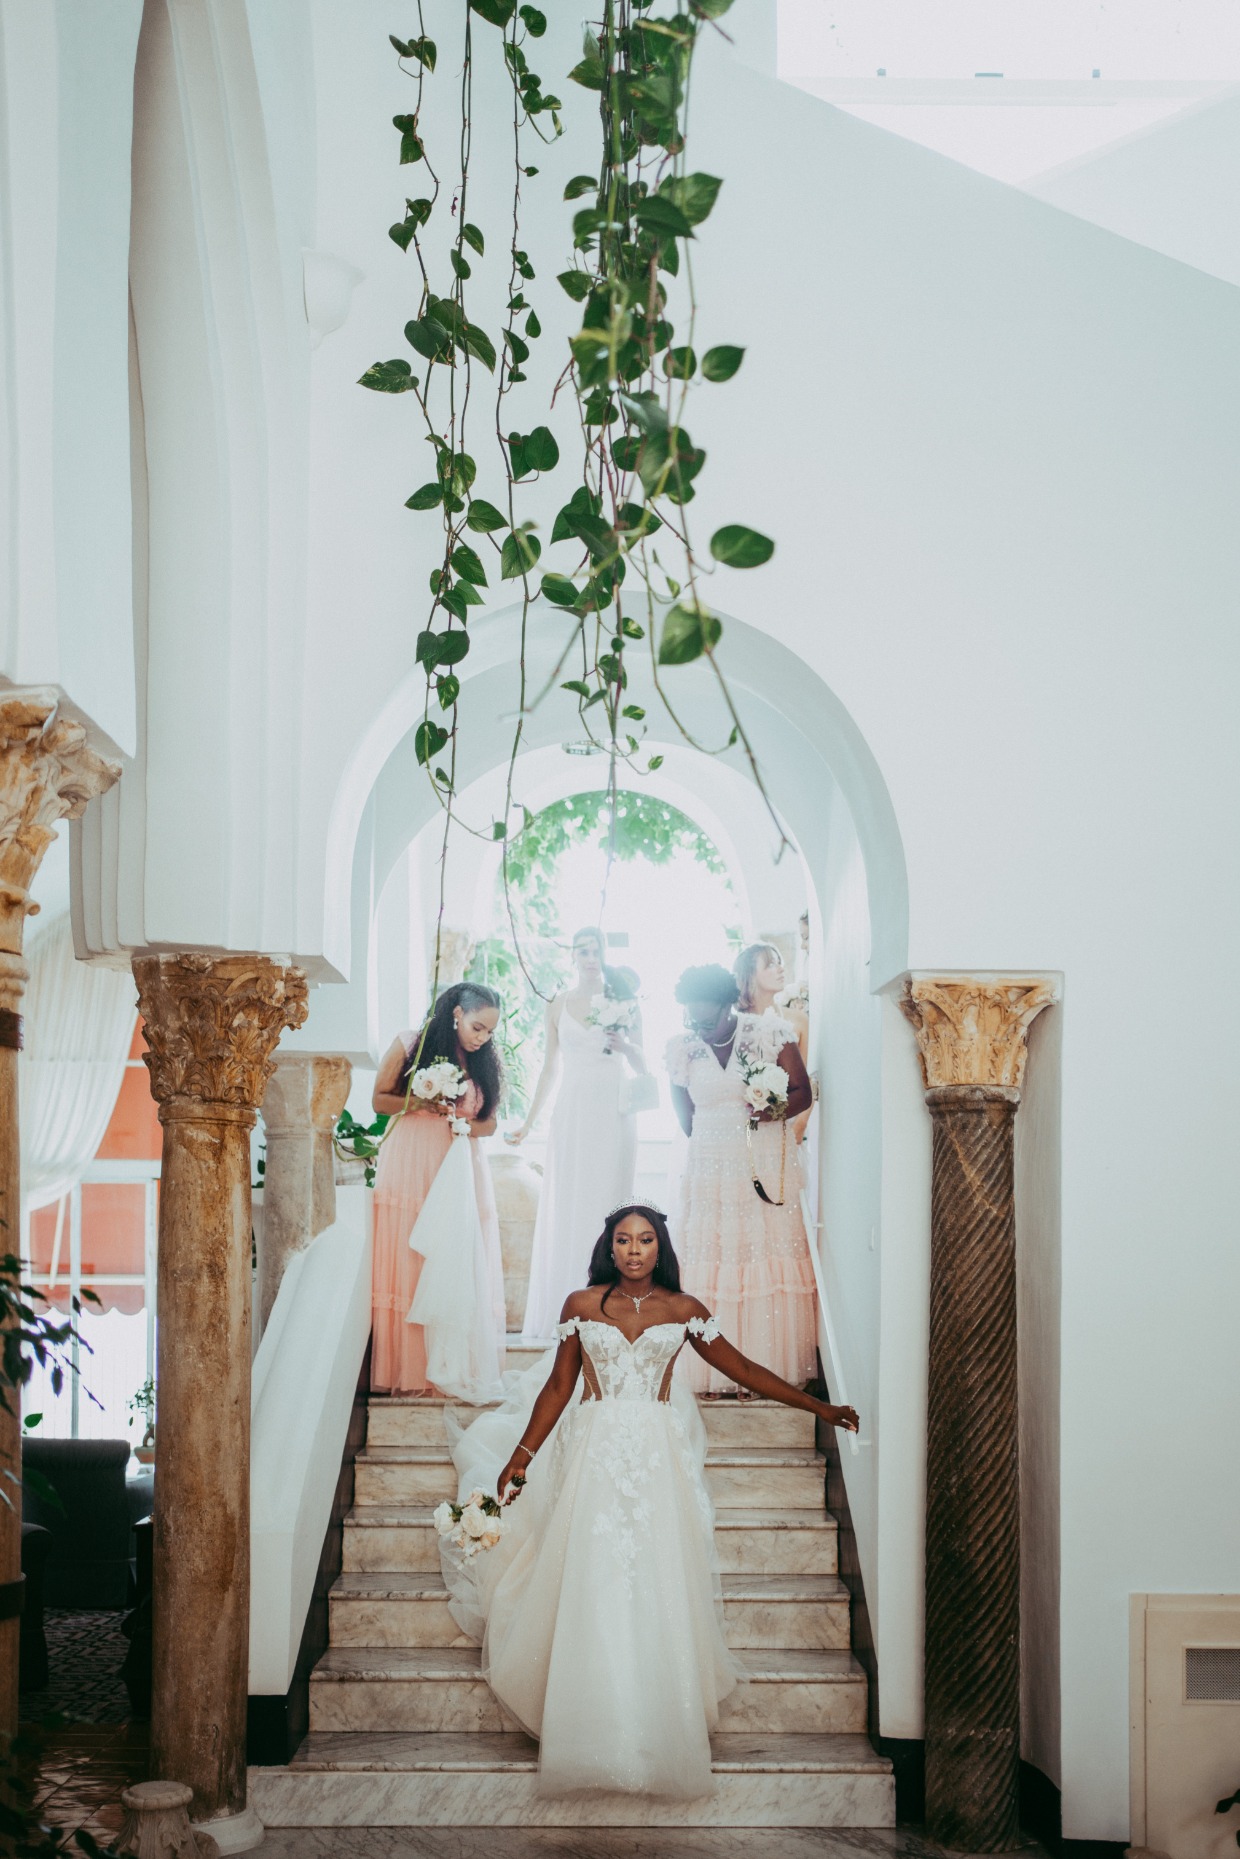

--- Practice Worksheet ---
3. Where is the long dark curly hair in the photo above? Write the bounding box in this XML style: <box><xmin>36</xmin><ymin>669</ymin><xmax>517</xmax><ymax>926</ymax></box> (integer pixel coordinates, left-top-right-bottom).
<box><xmin>673</xmin><ymin>963</ymin><xmax>739</xmax><ymax>1010</ymax></box>
<box><xmin>587</xmin><ymin>1203</ymin><xmax>681</xmax><ymax>1315</ymax></box>
<box><xmin>398</xmin><ymin>982</ymin><xmax>503</xmax><ymax>1120</ymax></box>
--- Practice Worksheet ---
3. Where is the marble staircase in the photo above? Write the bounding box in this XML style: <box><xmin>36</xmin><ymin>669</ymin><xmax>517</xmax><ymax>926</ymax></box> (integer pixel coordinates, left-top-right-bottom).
<box><xmin>249</xmin><ymin>1340</ymin><xmax>895</xmax><ymax>1829</ymax></box>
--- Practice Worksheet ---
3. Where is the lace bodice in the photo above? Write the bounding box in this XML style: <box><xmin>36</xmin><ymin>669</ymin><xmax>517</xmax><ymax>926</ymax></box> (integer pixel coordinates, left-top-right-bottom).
<box><xmin>556</xmin><ymin>1317</ymin><xmax>720</xmax><ymax>1403</ymax></box>
<box><xmin>664</xmin><ymin>1011</ymin><xmax>794</xmax><ymax>1114</ymax></box>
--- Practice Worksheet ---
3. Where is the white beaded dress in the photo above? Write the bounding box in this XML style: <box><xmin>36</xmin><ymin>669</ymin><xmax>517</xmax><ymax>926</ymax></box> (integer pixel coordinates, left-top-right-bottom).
<box><xmin>440</xmin><ymin>1315</ymin><xmax>740</xmax><ymax>1799</ymax></box>
<box><xmin>665</xmin><ymin>1012</ymin><xmax>818</xmax><ymax>1394</ymax></box>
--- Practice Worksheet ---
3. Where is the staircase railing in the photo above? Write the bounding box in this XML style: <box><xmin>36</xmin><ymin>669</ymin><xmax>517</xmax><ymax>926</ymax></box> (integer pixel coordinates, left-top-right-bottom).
<box><xmin>249</xmin><ymin>1185</ymin><xmax>372</xmax><ymax>1695</ymax></box>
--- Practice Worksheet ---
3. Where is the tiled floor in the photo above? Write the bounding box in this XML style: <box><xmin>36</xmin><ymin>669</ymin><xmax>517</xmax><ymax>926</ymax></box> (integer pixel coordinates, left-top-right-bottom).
<box><xmin>24</xmin><ymin>1719</ymin><xmax>149</xmax><ymax>1849</ymax></box>
<box><xmin>254</xmin><ymin>1833</ymin><xmax>1047</xmax><ymax>1859</ymax></box>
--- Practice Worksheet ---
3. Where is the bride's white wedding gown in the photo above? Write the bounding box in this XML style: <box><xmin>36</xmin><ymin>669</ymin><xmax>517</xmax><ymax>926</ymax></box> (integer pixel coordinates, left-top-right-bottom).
<box><xmin>441</xmin><ymin>1315</ymin><xmax>741</xmax><ymax>1799</ymax></box>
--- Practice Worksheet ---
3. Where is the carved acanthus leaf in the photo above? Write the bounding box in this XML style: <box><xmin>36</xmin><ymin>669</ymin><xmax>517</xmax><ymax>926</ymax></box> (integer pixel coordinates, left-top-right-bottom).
<box><xmin>0</xmin><ymin>690</ymin><xmax>122</xmax><ymax>948</ymax></box>
<box><xmin>899</xmin><ymin>976</ymin><xmax>1058</xmax><ymax>1093</ymax></box>
<box><xmin>133</xmin><ymin>954</ymin><xmax>309</xmax><ymax>1114</ymax></box>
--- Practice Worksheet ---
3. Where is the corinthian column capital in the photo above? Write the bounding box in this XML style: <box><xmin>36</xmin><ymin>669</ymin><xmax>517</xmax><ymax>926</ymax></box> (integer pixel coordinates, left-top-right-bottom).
<box><xmin>0</xmin><ymin>689</ymin><xmax>122</xmax><ymax>954</ymax></box>
<box><xmin>133</xmin><ymin>953</ymin><xmax>309</xmax><ymax>1125</ymax></box>
<box><xmin>899</xmin><ymin>974</ymin><xmax>1059</xmax><ymax>1094</ymax></box>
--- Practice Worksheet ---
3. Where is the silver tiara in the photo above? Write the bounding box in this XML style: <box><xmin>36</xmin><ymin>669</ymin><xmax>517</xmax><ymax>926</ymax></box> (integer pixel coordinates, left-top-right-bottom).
<box><xmin>607</xmin><ymin>1197</ymin><xmax>666</xmax><ymax>1220</ymax></box>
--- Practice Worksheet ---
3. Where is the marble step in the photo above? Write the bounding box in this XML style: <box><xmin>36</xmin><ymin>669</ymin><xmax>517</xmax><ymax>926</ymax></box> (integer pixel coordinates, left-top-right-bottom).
<box><xmin>308</xmin><ymin>1646</ymin><xmax>868</xmax><ymax>1737</ymax></box>
<box><xmin>343</xmin><ymin>1504</ymin><xmax>838</xmax><ymax>1576</ymax></box>
<box><xmin>504</xmin><ymin>1338</ymin><xmax>553</xmax><ymax>1374</ymax></box>
<box><xmin>249</xmin><ymin>1730</ymin><xmax>895</xmax><ymax>1828</ymax></box>
<box><xmin>354</xmin><ymin>1445</ymin><xmax>826</xmax><ymax>1512</ymax></box>
<box><xmin>367</xmin><ymin>1394</ymin><xmax>817</xmax><ymax>1452</ymax></box>
<box><xmin>328</xmin><ymin>1570</ymin><xmax>850</xmax><ymax>1652</ymax></box>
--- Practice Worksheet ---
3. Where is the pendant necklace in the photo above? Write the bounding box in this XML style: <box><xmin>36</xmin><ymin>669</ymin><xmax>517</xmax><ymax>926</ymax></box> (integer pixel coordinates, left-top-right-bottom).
<box><xmin>618</xmin><ymin>1286</ymin><xmax>657</xmax><ymax>1310</ymax></box>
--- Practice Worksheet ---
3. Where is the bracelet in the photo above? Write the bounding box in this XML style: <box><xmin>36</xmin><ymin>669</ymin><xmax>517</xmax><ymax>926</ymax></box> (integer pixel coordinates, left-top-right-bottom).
<box><xmin>514</xmin><ymin>1441</ymin><xmax>536</xmax><ymax>1460</ymax></box>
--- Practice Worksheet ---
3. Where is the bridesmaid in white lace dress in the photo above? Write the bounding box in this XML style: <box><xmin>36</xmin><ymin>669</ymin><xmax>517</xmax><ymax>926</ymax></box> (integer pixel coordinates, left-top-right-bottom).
<box><xmin>508</xmin><ymin>928</ymin><xmax>647</xmax><ymax>1337</ymax></box>
<box><xmin>440</xmin><ymin>1203</ymin><xmax>858</xmax><ymax>1800</ymax></box>
<box><xmin>666</xmin><ymin>964</ymin><xmax>819</xmax><ymax>1395</ymax></box>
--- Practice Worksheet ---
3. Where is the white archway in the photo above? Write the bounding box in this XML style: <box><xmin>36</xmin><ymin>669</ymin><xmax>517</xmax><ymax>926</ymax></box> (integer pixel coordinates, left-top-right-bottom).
<box><xmin>319</xmin><ymin>603</ymin><xmax>908</xmax><ymax>1000</ymax></box>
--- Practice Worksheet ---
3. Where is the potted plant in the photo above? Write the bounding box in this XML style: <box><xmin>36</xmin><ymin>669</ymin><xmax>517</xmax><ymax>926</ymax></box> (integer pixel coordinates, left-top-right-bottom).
<box><xmin>128</xmin><ymin>1375</ymin><xmax>156</xmax><ymax>1463</ymax></box>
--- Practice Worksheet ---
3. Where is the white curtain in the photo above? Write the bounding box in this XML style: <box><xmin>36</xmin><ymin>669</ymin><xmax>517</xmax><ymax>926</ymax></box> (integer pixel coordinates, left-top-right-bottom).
<box><xmin>19</xmin><ymin>913</ymin><xmax>138</xmax><ymax>1213</ymax></box>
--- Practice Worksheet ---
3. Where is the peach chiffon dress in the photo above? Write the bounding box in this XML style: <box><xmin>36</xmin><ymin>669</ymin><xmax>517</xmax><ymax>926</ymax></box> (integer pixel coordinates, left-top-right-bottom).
<box><xmin>370</xmin><ymin>1077</ymin><xmax>504</xmax><ymax>1394</ymax></box>
<box><xmin>665</xmin><ymin>1013</ymin><xmax>818</xmax><ymax>1394</ymax></box>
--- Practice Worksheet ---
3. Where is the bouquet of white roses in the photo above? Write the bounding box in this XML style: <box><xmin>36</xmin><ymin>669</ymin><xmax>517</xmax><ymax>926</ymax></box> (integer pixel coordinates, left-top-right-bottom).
<box><xmin>409</xmin><ymin>1058</ymin><xmax>470</xmax><ymax>1135</ymax></box>
<box><xmin>736</xmin><ymin>1048</ymin><xmax>789</xmax><ymax>1122</ymax></box>
<box><xmin>588</xmin><ymin>992</ymin><xmax>637</xmax><ymax>1050</ymax></box>
<box><xmin>433</xmin><ymin>1488</ymin><xmax>509</xmax><ymax>1558</ymax></box>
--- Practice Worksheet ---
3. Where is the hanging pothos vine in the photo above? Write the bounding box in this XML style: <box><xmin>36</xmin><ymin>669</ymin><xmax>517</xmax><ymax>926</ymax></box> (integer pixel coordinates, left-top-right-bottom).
<box><xmin>350</xmin><ymin>0</ymin><xmax>779</xmax><ymax>1151</ymax></box>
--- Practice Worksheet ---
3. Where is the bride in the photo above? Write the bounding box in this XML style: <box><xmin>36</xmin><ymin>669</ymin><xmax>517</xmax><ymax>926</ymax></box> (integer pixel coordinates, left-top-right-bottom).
<box><xmin>440</xmin><ymin>1202</ymin><xmax>859</xmax><ymax>1800</ymax></box>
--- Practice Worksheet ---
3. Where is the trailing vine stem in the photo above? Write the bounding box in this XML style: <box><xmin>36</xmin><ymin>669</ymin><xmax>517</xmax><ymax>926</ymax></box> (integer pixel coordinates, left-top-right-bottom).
<box><xmin>355</xmin><ymin>0</ymin><xmax>787</xmax><ymax>1091</ymax></box>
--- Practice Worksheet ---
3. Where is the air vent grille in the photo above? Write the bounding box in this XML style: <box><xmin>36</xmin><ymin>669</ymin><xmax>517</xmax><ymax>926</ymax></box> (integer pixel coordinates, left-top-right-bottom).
<box><xmin>1186</xmin><ymin>1647</ymin><xmax>1240</xmax><ymax>1702</ymax></box>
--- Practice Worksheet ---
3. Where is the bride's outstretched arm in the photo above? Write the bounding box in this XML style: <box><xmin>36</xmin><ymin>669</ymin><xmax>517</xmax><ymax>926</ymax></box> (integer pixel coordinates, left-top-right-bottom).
<box><xmin>686</xmin><ymin>1301</ymin><xmax>859</xmax><ymax>1433</ymax></box>
<box><xmin>496</xmin><ymin>1317</ymin><xmax>583</xmax><ymax>1501</ymax></box>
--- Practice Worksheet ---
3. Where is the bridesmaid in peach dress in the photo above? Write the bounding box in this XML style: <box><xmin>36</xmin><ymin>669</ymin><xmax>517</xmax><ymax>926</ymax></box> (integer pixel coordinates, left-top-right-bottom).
<box><xmin>370</xmin><ymin>982</ymin><xmax>505</xmax><ymax>1395</ymax></box>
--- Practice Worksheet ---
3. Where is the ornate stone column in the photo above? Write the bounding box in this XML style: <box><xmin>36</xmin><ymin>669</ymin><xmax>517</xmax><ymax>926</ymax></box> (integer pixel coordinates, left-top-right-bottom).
<box><xmin>133</xmin><ymin>954</ymin><xmax>307</xmax><ymax>1850</ymax></box>
<box><xmin>899</xmin><ymin>974</ymin><xmax>1058</xmax><ymax>1852</ymax></box>
<box><xmin>257</xmin><ymin>1053</ymin><xmax>351</xmax><ymax>1332</ymax></box>
<box><xmin>0</xmin><ymin>693</ymin><xmax>119</xmax><ymax>1739</ymax></box>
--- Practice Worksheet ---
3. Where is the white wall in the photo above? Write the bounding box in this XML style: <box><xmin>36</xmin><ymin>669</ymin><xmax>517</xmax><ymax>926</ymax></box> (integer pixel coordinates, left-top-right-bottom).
<box><xmin>0</xmin><ymin>0</ymin><xmax>141</xmax><ymax>755</ymax></box>
<box><xmin>1028</xmin><ymin>90</ymin><xmax>1240</xmax><ymax>289</ymax></box>
<box><xmin>684</xmin><ymin>54</ymin><xmax>1240</xmax><ymax>1837</ymax></box>
<box><xmin>813</xmin><ymin>786</ymin><xmax>885</xmax><ymax>1675</ymax></box>
<box><xmin>1015</xmin><ymin>1001</ymin><xmax>1063</xmax><ymax>1787</ymax></box>
<box><xmin>250</xmin><ymin>1185</ymin><xmax>371</xmax><ymax>1694</ymax></box>
<box><xmin>78</xmin><ymin>0</ymin><xmax>317</xmax><ymax>958</ymax></box>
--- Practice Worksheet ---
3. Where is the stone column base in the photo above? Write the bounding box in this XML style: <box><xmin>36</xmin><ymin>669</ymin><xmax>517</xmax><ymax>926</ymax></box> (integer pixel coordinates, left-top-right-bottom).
<box><xmin>118</xmin><ymin>1780</ymin><xmax>221</xmax><ymax>1856</ymax></box>
<box><xmin>191</xmin><ymin>1804</ymin><xmax>265</xmax><ymax>1854</ymax></box>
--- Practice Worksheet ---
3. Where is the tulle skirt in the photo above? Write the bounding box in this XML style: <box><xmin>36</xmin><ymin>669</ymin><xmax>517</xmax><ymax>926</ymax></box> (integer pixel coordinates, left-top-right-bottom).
<box><xmin>674</xmin><ymin>1108</ymin><xmax>818</xmax><ymax>1394</ymax></box>
<box><xmin>442</xmin><ymin>1363</ymin><xmax>740</xmax><ymax>1798</ymax></box>
<box><xmin>370</xmin><ymin>1112</ymin><xmax>503</xmax><ymax>1395</ymax></box>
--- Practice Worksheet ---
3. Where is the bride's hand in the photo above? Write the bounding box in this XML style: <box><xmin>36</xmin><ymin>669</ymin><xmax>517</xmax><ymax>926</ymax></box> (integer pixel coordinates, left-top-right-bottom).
<box><xmin>497</xmin><ymin>1455</ymin><xmax>528</xmax><ymax>1503</ymax></box>
<box><xmin>814</xmin><ymin>1400</ymin><xmax>860</xmax><ymax>1433</ymax></box>
<box><xmin>504</xmin><ymin>1125</ymin><xmax>529</xmax><ymax>1145</ymax></box>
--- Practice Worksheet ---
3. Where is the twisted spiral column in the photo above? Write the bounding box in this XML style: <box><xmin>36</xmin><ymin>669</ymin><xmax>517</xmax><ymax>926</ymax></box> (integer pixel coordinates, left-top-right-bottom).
<box><xmin>925</xmin><ymin>1083</ymin><xmax>1021</xmax><ymax>1847</ymax></box>
<box><xmin>900</xmin><ymin>975</ymin><xmax>1058</xmax><ymax>1852</ymax></box>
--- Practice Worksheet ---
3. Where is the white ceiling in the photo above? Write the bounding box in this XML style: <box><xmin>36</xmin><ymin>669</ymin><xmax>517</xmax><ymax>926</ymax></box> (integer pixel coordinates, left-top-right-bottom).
<box><xmin>778</xmin><ymin>0</ymin><xmax>1240</xmax><ymax>182</ymax></box>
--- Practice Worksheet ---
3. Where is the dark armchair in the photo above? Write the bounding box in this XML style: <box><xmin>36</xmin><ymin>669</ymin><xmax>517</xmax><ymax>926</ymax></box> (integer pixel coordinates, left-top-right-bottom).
<box><xmin>22</xmin><ymin>1438</ymin><xmax>135</xmax><ymax>1608</ymax></box>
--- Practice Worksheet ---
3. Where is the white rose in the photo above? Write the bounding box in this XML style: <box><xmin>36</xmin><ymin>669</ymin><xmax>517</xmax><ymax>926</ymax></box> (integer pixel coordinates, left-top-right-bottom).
<box><xmin>432</xmin><ymin>1061</ymin><xmax>464</xmax><ymax>1096</ymax></box>
<box><xmin>480</xmin><ymin>1527</ymin><xmax>502</xmax><ymax>1549</ymax></box>
<box><xmin>461</xmin><ymin>1503</ymin><xmax>488</xmax><ymax>1539</ymax></box>
<box><xmin>411</xmin><ymin>1069</ymin><xmax>440</xmax><ymax>1100</ymax></box>
<box><xmin>432</xmin><ymin>1501</ymin><xmax>455</xmax><ymax>1536</ymax></box>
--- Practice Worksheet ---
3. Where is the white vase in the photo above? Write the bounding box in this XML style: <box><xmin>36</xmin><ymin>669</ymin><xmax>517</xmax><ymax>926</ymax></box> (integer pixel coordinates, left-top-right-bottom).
<box><xmin>488</xmin><ymin>1151</ymin><xmax>542</xmax><ymax>1332</ymax></box>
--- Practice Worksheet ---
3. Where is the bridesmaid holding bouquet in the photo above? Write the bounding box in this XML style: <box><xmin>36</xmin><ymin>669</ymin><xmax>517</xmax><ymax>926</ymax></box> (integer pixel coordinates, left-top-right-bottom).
<box><xmin>370</xmin><ymin>982</ymin><xmax>506</xmax><ymax>1395</ymax></box>
<box><xmin>665</xmin><ymin>964</ymin><xmax>819</xmax><ymax>1395</ymax></box>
